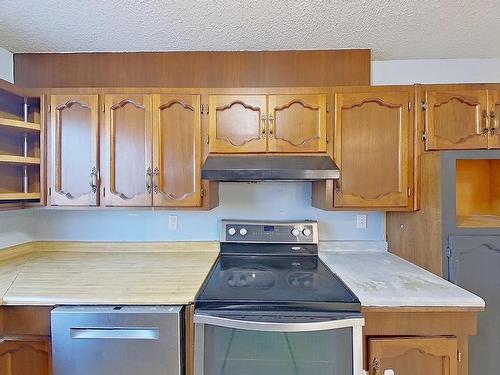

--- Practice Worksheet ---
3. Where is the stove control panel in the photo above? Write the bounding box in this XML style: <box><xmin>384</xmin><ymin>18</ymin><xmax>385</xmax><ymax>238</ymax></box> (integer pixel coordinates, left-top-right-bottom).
<box><xmin>222</xmin><ymin>220</ymin><xmax>318</xmax><ymax>244</ymax></box>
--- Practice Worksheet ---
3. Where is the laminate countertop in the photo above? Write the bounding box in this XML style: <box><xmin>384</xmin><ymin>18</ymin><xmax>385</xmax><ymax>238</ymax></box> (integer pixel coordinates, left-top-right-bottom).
<box><xmin>319</xmin><ymin>245</ymin><xmax>485</xmax><ymax>310</ymax></box>
<box><xmin>0</xmin><ymin>242</ymin><xmax>219</xmax><ymax>306</ymax></box>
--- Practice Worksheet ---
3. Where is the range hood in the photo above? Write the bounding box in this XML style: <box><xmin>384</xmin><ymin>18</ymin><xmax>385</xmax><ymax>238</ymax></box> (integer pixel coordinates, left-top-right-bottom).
<box><xmin>201</xmin><ymin>155</ymin><xmax>340</xmax><ymax>181</ymax></box>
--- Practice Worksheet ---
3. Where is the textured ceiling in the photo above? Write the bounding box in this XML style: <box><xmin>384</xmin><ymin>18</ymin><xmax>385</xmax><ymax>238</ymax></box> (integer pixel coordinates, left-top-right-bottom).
<box><xmin>0</xmin><ymin>0</ymin><xmax>499</xmax><ymax>60</ymax></box>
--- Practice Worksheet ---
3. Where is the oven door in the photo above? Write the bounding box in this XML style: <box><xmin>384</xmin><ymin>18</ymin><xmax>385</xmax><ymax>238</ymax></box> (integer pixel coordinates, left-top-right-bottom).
<box><xmin>194</xmin><ymin>311</ymin><xmax>364</xmax><ymax>375</ymax></box>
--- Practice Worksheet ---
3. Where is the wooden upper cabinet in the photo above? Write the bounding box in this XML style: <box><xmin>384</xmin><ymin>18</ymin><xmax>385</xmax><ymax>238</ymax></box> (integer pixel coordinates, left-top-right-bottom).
<box><xmin>368</xmin><ymin>337</ymin><xmax>458</xmax><ymax>375</ymax></box>
<box><xmin>153</xmin><ymin>94</ymin><xmax>202</xmax><ymax>207</ymax></box>
<box><xmin>268</xmin><ymin>94</ymin><xmax>327</xmax><ymax>153</ymax></box>
<box><xmin>208</xmin><ymin>95</ymin><xmax>267</xmax><ymax>153</ymax></box>
<box><xmin>489</xmin><ymin>90</ymin><xmax>500</xmax><ymax>149</ymax></box>
<box><xmin>425</xmin><ymin>89</ymin><xmax>489</xmax><ymax>150</ymax></box>
<box><xmin>49</xmin><ymin>95</ymin><xmax>99</xmax><ymax>206</ymax></box>
<box><xmin>103</xmin><ymin>94</ymin><xmax>153</xmax><ymax>206</ymax></box>
<box><xmin>333</xmin><ymin>89</ymin><xmax>413</xmax><ymax>209</ymax></box>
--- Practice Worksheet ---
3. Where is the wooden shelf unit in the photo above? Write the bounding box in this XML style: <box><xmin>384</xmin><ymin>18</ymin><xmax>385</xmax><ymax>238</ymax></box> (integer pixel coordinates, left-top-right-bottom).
<box><xmin>0</xmin><ymin>155</ymin><xmax>41</xmax><ymax>165</ymax></box>
<box><xmin>0</xmin><ymin>87</ymin><xmax>42</xmax><ymax>204</ymax></box>
<box><xmin>456</xmin><ymin>159</ymin><xmax>500</xmax><ymax>228</ymax></box>
<box><xmin>0</xmin><ymin>118</ymin><xmax>40</xmax><ymax>133</ymax></box>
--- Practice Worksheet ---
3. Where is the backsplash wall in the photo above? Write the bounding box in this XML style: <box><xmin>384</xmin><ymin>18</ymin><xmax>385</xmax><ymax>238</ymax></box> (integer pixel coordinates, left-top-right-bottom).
<box><xmin>30</xmin><ymin>182</ymin><xmax>384</xmax><ymax>243</ymax></box>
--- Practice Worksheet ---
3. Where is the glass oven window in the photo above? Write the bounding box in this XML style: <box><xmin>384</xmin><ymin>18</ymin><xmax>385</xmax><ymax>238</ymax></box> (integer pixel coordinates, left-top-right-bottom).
<box><xmin>202</xmin><ymin>325</ymin><xmax>353</xmax><ymax>375</ymax></box>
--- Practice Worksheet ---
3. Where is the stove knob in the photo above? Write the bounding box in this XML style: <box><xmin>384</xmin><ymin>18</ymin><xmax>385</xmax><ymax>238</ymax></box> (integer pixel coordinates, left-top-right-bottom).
<box><xmin>302</xmin><ymin>228</ymin><xmax>312</xmax><ymax>237</ymax></box>
<box><xmin>239</xmin><ymin>228</ymin><xmax>248</xmax><ymax>236</ymax></box>
<box><xmin>228</xmin><ymin>227</ymin><xmax>236</xmax><ymax>236</ymax></box>
<box><xmin>291</xmin><ymin>228</ymin><xmax>300</xmax><ymax>237</ymax></box>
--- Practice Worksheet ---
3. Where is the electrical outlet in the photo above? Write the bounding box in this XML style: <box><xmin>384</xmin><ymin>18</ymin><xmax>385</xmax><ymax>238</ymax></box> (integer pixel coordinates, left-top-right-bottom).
<box><xmin>168</xmin><ymin>215</ymin><xmax>178</xmax><ymax>230</ymax></box>
<box><xmin>356</xmin><ymin>215</ymin><xmax>367</xmax><ymax>229</ymax></box>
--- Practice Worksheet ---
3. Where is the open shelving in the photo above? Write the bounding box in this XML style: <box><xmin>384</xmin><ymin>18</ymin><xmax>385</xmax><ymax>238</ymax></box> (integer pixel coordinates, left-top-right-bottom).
<box><xmin>456</xmin><ymin>159</ymin><xmax>500</xmax><ymax>228</ymax></box>
<box><xmin>0</xmin><ymin>88</ymin><xmax>42</xmax><ymax>203</ymax></box>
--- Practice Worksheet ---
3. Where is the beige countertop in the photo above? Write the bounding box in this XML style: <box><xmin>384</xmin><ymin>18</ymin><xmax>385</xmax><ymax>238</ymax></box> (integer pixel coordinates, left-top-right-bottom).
<box><xmin>0</xmin><ymin>241</ymin><xmax>219</xmax><ymax>306</ymax></box>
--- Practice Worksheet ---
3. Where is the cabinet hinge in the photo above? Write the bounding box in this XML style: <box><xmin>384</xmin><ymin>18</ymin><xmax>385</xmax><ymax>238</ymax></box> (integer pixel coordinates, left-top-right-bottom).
<box><xmin>457</xmin><ymin>350</ymin><xmax>462</xmax><ymax>362</ymax></box>
<box><xmin>326</xmin><ymin>103</ymin><xmax>330</xmax><ymax>113</ymax></box>
<box><xmin>422</xmin><ymin>131</ymin><xmax>428</xmax><ymax>142</ymax></box>
<box><xmin>200</xmin><ymin>188</ymin><xmax>205</xmax><ymax>197</ymax></box>
<box><xmin>421</xmin><ymin>101</ymin><xmax>427</xmax><ymax>110</ymax></box>
<box><xmin>408</xmin><ymin>101</ymin><xmax>412</xmax><ymax>111</ymax></box>
<box><xmin>446</xmin><ymin>246</ymin><xmax>451</xmax><ymax>259</ymax></box>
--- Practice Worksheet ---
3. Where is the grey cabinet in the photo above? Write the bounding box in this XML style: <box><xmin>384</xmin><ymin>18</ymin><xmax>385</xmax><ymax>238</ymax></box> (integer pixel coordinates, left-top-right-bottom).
<box><xmin>449</xmin><ymin>235</ymin><xmax>500</xmax><ymax>375</ymax></box>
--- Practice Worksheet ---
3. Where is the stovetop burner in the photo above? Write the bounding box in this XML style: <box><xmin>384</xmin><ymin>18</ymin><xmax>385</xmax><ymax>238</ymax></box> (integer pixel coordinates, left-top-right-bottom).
<box><xmin>195</xmin><ymin>221</ymin><xmax>360</xmax><ymax>313</ymax></box>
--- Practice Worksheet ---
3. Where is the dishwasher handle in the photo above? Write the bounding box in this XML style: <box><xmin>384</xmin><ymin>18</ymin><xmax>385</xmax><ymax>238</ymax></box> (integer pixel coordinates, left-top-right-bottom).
<box><xmin>70</xmin><ymin>327</ymin><xmax>160</xmax><ymax>340</ymax></box>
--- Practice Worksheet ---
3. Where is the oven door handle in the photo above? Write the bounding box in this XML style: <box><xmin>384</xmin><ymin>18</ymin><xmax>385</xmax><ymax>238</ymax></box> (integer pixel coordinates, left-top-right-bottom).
<box><xmin>194</xmin><ymin>314</ymin><xmax>364</xmax><ymax>332</ymax></box>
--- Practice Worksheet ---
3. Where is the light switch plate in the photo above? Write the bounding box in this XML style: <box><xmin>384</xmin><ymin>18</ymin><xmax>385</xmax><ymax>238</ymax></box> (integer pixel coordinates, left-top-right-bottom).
<box><xmin>168</xmin><ymin>215</ymin><xmax>178</xmax><ymax>230</ymax></box>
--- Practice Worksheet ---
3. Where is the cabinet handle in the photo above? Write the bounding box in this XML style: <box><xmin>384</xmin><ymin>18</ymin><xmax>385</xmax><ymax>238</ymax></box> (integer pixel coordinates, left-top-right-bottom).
<box><xmin>269</xmin><ymin>114</ymin><xmax>274</xmax><ymax>138</ymax></box>
<box><xmin>482</xmin><ymin>110</ymin><xmax>489</xmax><ymax>135</ymax></box>
<box><xmin>153</xmin><ymin>167</ymin><xmax>159</xmax><ymax>194</ymax></box>
<box><xmin>146</xmin><ymin>167</ymin><xmax>152</xmax><ymax>194</ymax></box>
<box><xmin>335</xmin><ymin>178</ymin><xmax>342</xmax><ymax>194</ymax></box>
<box><xmin>89</xmin><ymin>167</ymin><xmax>98</xmax><ymax>193</ymax></box>
<box><xmin>261</xmin><ymin>113</ymin><xmax>267</xmax><ymax>138</ymax></box>
<box><xmin>490</xmin><ymin>111</ymin><xmax>497</xmax><ymax>135</ymax></box>
<box><xmin>371</xmin><ymin>358</ymin><xmax>380</xmax><ymax>375</ymax></box>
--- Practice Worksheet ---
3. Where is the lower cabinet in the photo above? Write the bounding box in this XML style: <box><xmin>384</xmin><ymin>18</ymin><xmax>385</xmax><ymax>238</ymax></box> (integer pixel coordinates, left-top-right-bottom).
<box><xmin>0</xmin><ymin>339</ymin><xmax>50</xmax><ymax>375</ymax></box>
<box><xmin>368</xmin><ymin>337</ymin><xmax>458</xmax><ymax>375</ymax></box>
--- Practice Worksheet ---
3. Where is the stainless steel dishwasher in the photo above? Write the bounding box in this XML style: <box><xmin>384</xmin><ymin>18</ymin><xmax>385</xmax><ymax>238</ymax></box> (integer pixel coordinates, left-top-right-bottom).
<box><xmin>51</xmin><ymin>305</ymin><xmax>183</xmax><ymax>375</ymax></box>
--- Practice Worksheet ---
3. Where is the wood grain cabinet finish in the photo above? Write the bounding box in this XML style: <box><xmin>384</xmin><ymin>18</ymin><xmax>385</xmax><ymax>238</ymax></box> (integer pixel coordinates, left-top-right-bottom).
<box><xmin>103</xmin><ymin>94</ymin><xmax>153</xmax><ymax>207</ymax></box>
<box><xmin>368</xmin><ymin>337</ymin><xmax>458</xmax><ymax>375</ymax></box>
<box><xmin>268</xmin><ymin>94</ymin><xmax>327</xmax><ymax>153</ymax></box>
<box><xmin>49</xmin><ymin>95</ymin><xmax>99</xmax><ymax>206</ymax></box>
<box><xmin>0</xmin><ymin>340</ymin><xmax>50</xmax><ymax>375</ymax></box>
<box><xmin>424</xmin><ymin>89</ymin><xmax>489</xmax><ymax>150</ymax></box>
<box><xmin>208</xmin><ymin>95</ymin><xmax>267</xmax><ymax>153</ymax></box>
<box><xmin>333</xmin><ymin>88</ymin><xmax>413</xmax><ymax>209</ymax></box>
<box><xmin>153</xmin><ymin>94</ymin><xmax>202</xmax><ymax>207</ymax></box>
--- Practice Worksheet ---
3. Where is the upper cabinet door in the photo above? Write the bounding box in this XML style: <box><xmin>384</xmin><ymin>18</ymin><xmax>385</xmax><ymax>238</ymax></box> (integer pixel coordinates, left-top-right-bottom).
<box><xmin>49</xmin><ymin>95</ymin><xmax>99</xmax><ymax>206</ymax></box>
<box><xmin>334</xmin><ymin>89</ymin><xmax>412</xmax><ymax>209</ymax></box>
<box><xmin>268</xmin><ymin>94</ymin><xmax>327</xmax><ymax>153</ymax></box>
<box><xmin>208</xmin><ymin>95</ymin><xmax>267</xmax><ymax>153</ymax></box>
<box><xmin>489</xmin><ymin>90</ymin><xmax>500</xmax><ymax>149</ymax></box>
<box><xmin>103</xmin><ymin>94</ymin><xmax>153</xmax><ymax>207</ymax></box>
<box><xmin>152</xmin><ymin>94</ymin><xmax>202</xmax><ymax>207</ymax></box>
<box><xmin>425</xmin><ymin>89</ymin><xmax>489</xmax><ymax>150</ymax></box>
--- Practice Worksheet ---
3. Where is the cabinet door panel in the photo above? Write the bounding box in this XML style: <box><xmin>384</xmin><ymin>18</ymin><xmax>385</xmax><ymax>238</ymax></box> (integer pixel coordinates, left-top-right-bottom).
<box><xmin>369</xmin><ymin>337</ymin><xmax>458</xmax><ymax>375</ymax></box>
<box><xmin>104</xmin><ymin>95</ymin><xmax>152</xmax><ymax>206</ymax></box>
<box><xmin>334</xmin><ymin>90</ymin><xmax>411</xmax><ymax>208</ymax></box>
<box><xmin>50</xmin><ymin>95</ymin><xmax>98</xmax><ymax>206</ymax></box>
<box><xmin>268</xmin><ymin>94</ymin><xmax>327</xmax><ymax>153</ymax></box>
<box><xmin>209</xmin><ymin>95</ymin><xmax>267</xmax><ymax>153</ymax></box>
<box><xmin>489</xmin><ymin>91</ymin><xmax>500</xmax><ymax>149</ymax></box>
<box><xmin>449</xmin><ymin>236</ymin><xmax>500</xmax><ymax>375</ymax></box>
<box><xmin>0</xmin><ymin>340</ymin><xmax>50</xmax><ymax>375</ymax></box>
<box><xmin>153</xmin><ymin>94</ymin><xmax>202</xmax><ymax>207</ymax></box>
<box><xmin>425</xmin><ymin>89</ymin><xmax>488</xmax><ymax>150</ymax></box>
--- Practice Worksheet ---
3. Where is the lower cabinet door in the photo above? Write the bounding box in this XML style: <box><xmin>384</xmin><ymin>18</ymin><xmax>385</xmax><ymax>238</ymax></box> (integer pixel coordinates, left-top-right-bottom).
<box><xmin>368</xmin><ymin>337</ymin><xmax>458</xmax><ymax>375</ymax></box>
<box><xmin>0</xmin><ymin>339</ymin><xmax>50</xmax><ymax>375</ymax></box>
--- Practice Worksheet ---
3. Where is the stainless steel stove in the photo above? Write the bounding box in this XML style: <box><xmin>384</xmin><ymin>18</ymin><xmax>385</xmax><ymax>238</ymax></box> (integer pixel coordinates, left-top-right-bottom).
<box><xmin>194</xmin><ymin>220</ymin><xmax>364</xmax><ymax>375</ymax></box>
